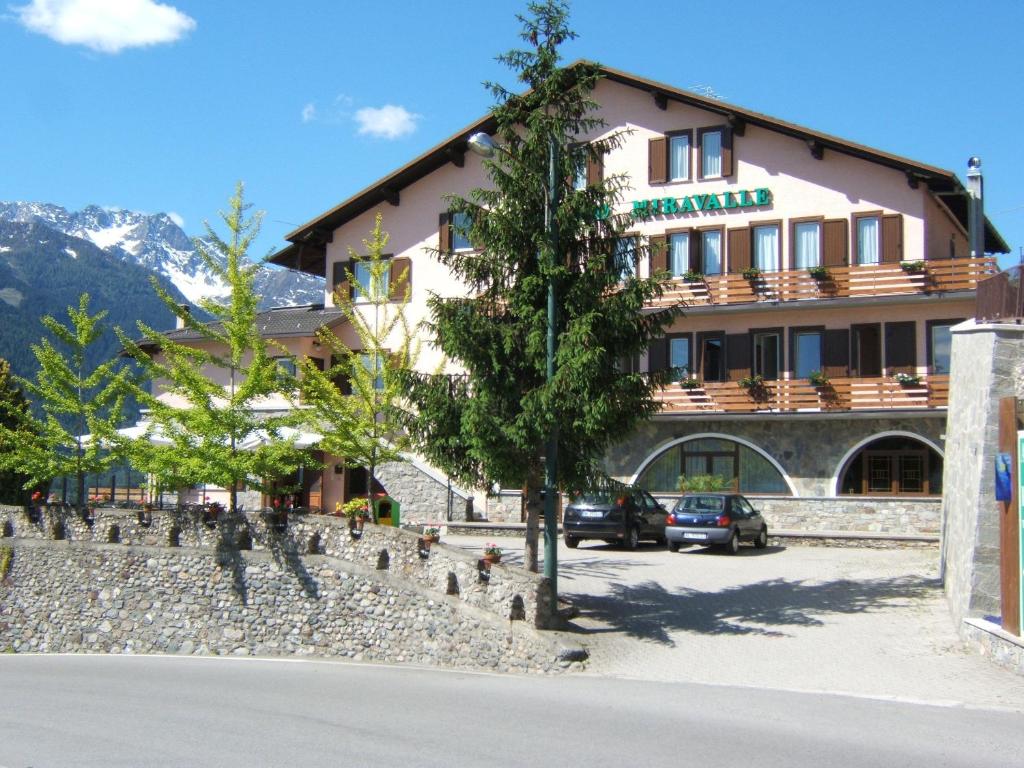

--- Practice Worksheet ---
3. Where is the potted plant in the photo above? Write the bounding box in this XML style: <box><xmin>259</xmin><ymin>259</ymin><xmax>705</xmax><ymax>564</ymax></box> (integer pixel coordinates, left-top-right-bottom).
<box><xmin>482</xmin><ymin>542</ymin><xmax>503</xmax><ymax>565</ymax></box>
<box><xmin>808</xmin><ymin>265</ymin><xmax>831</xmax><ymax>281</ymax></box>
<box><xmin>679</xmin><ymin>377</ymin><xmax>701</xmax><ymax>390</ymax></box>
<box><xmin>899</xmin><ymin>260</ymin><xmax>926</xmax><ymax>274</ymax></box>
<box><xmin>894</xmin><ymin>371</ymin><xmax>922</xmax><ymax>386</ymax></box>
<box><xmin>682</xmin><ymin>270</ymin><xmax>705</xmax><ymax>283</ymax></box>
<box><xmin>138</xmin><ymin>502</ymin><xmax>153</xmax><ymax>528</ymax></box>
<box><xmin>742</xmin><ymin>266</ymin><xmax>762</xmax><ymax>281</ymax></box>
<box><xmin>808</xmin><ymin>370</ymin><xmax>830</xmax><ymax>388</ymax></box>
<box><xmin>738</xmin><ymin>374</ymin><xmax>765</xmax><ymax>390</ymax></box>
<box><xmin>423</xmin><ymin>526</ymin><xmax>441</xmax><ymax>545</ymax></box>
<box><xmin>341</xmin><ymin>498</ymin><xmax>371</xmax><ymax>535</ymax></box>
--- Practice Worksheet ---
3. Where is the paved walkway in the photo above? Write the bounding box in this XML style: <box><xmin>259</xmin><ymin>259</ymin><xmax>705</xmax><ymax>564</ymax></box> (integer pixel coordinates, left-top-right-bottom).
<box><xmin>446</xmin><ymin>534</ymin><xmax>1024</xmax><ymax>710</ymax></box>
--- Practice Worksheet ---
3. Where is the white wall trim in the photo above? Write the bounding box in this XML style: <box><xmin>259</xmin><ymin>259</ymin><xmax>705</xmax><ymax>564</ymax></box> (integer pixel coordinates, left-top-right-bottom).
<box><xmin>626</xmin><ymin>432</ymin><xmax>799</xmax><ymax>496</ymax></box>
<box><xmin>830</xmin><ymin>430</ymin><xmax>945</xmax><ymax>496</ymax></box>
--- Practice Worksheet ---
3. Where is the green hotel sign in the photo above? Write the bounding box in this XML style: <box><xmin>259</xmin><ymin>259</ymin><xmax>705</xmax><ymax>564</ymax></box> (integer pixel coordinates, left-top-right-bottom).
<box><xmin>597</xmin><ymin>187</ymin><xmax>772</xmax><ymax>221</ymax></box>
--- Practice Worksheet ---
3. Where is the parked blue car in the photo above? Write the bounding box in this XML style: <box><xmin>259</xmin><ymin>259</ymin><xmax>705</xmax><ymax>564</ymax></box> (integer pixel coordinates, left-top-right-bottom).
<box><xmin>664</xmin><ymin>493</ymin><xmax>769</xmax><ymax>554</ymax></box>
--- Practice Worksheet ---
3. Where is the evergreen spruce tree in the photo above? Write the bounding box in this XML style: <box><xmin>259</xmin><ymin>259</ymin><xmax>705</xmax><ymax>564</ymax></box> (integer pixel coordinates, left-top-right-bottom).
<box><xmin>119</xmin><ymin>184</ymin><xmax>313</xmax><ymax>515</ymax></box>
<box><xmin>0</xmin><ymin>358</ymin><xmax>37</xmax><ymax>504</ymax></box>
<box><xmin>0</xmin><ymin>296</ymin><xmax>130</xmax><ymax>510</ymax></box>
<box><xmin>406</xmin><ymin>0</ymin><xmax>680</xmax><ymax>571</ymax></box>
<box><xmin>297</xmin><ymin>213</ymin><xmax>417</xmax><ymax>521</ymax></box>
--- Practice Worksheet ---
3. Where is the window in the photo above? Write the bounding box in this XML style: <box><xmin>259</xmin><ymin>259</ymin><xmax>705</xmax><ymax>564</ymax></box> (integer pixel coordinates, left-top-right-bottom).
<box><xmin>855</xmin><ymin>215</ymin><xmax>880</xmax><ymax>265</ymax></box>
<box><xmin>700</xmin><ymin>128</ymin><xmax>723</xmax><ymax>178</ymax></box>
<box><xmin>701</xmin><ymin>230</ymin><xmax>722</xmax><ymax>275</ymax></box>
<box><xmin>669</xmin><ymin>132</ymin><xmax>691</xmax><ymax>181</ymax></box>
<box><xmin>573</xmin><ymin>153</ymin><xmax>588</xmax><ymax>191</ymax></box>
<box><xmin>669</xmin><ymin>232</ymin><xmax>689</xmax><ymax>276</ymax></box>
<box><xmin>793</xmin><ymin>331</ymin><xmax>822</xmax><ymax>379</ymax></box>
<box><xmin>359</xmin><ymin>353</ymin><xmax>385</xmax><ymax>391</ymax></box>
<box><xmin>613</xmin><ymin>237</ymin><xmax>636</xmax><ymax>279</ymax></box>
<box><xmin>271</xmin><ymin>356</ymin><xmax>296</xmax><ymax>378</ymax></box>
<box><xmin>927</xmin><ymin>320</ymin><xmax>962</xmax><ymax>374</ymax></box>
<box><xmin>637</xmin><ymin>436</ymin><xmax>790</xmax><ymax>494</ymax></box>
<box><xmin>353</xmin><ymin>260</ymin><xmax>390</xmax><ymax>302</ymax></box>
<box><xmin>752</xmin><ymin>331</ymin><xmax>780</xmax><ymax>380</ymax></box>
<box><xmin>793</xmin><ymin>221</ymin><xmax>821</xmax><ymax>269</ymax></box>
<box><xmin>840</xmin><ymin>436</ymin><xmax>942</xmax><ymax>496</ymax></box>
<box><xmin>669</xmin><ymin>336</ymin><xmax>691</xmax><ymax>378</ymax></box>
<box><xmin>752</xmin><ymin>224</ymin><xmax>780</xmax><ymax>272</ymax></box>
<box><xmin>451</xmin><ymin>211</ymin><xmax>473</xmax><ymax>251</ymax></box>
<box><xmin>699</xmin><ymin>333</ymin><xmax>725</xmax><ymax>382</ymax></box>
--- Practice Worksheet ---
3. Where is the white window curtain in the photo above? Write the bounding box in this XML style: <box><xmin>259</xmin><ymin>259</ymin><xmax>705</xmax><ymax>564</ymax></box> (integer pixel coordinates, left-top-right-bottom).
<box><xmin>702</xmin><ymin>231</ymin><xmax>722</xmax><ymax>274</ymax></box>
<box><xmin>669</xmin><ymin>135</ymin><xmax>690</xmax><ymax>181</ymax></box>
<box><xmin>857</xmin><ymin>217</ymin><xmax>880</xmax><ymax>265</ymax></box>
<box><xmin>670</xmin><ymin>233</ymin><xmax>689</xmax><ymax>276</ymax></box>
<box><xmin>669</xmin><ymin>337</ymin><xmax>690</xmax><ymax>376</ymax></box>
<box><xmin>794</xmin><ymin>221</ymin><xmax>821</xmax><ymax>269</ymax></box>
<box><xmin>702</xmin><ymin>131</ymin><xmax>722</xmax><ymax>177</ymax></box>
<box><xmin>753</xmin><ymin>225</ymin><xmax>779</xmax><ymax>271</ymax></box>
<box><xmin>452</xmin><ymin>211</ymin><xmax>473</xmax><ymax>251</ymax></box>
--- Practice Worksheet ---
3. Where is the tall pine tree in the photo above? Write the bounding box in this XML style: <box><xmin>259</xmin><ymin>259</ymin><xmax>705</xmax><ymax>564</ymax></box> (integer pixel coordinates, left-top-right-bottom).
<box><xmin>0</xmin><ymin>358</ymin><xmax>36</xmax><ymax>504</ymax></box>
<box><xmin>407</xmin><ymin>0</ymin><xmax>680</xmax><ymax>571</ymax></box>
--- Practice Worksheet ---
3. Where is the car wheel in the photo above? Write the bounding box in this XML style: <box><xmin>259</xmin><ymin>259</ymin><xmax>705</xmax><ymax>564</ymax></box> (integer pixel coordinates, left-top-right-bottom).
<box><xmin>754</xmin><ymin>527</ymin><xmax>768</xmax><ymax>549</ymax></box>
<box><xmin>623</xmin><ymin>526</ymin><xmax>639</xmax><ymax>551</ymax></box>
<box><xmin>668</xmin><ymin>540</ymin><xmax>680</xmax><ymax>553</ymax></box>
<box><xmin>564</xmin><ymin>535</ymin><xmax>579</xmax><ymax>549</ymax></box>
<box><xmin>722</xmin><ymin>531</ymin><xmax>740</xmax><ymax>555</ymax></box>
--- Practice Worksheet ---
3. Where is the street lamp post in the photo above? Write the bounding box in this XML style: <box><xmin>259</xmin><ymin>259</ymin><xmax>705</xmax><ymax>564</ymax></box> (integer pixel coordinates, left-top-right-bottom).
<box><xmin>467</xmin><ymin>131</ymin><xmax>560</xmax><ymax>598</ymax></box>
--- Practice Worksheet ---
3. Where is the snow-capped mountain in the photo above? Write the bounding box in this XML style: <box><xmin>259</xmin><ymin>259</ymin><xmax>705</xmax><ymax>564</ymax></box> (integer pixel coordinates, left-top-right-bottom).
<box><xmin>0</xmin><ymin>202</ymin><xmax>323</xmax><ymax>308</ymax></box>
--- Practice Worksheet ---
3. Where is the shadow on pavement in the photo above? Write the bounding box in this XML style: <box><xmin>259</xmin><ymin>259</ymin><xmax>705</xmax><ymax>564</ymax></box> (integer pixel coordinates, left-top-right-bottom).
<box><xmin>564</xmin><ymin>574</ymin><xmax>941</xmax><ymax>645</ymax></box>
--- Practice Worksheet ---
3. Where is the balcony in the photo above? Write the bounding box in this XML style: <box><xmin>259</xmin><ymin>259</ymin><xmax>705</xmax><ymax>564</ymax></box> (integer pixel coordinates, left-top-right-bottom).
<box><xmin>650</xmin><ymin>257</ymin><xmax>996</xmax><ymax>309</ymax></box>
<box><xmin>657</xmin><ymin>375</ymin><xmax>949</xmax><ymax>415</ymax></box>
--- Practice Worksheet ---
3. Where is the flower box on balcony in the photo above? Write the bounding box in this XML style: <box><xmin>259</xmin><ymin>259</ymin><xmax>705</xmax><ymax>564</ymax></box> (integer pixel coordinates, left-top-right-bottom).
<box><xmin>894</xmin><ymin>372</ymin><xmax>922</xmax><ymax>386</ymax></box>
<box><xmin>679</xmin><ymin>377</ymin><xmax>701</xmax><ymax>390</ymax></box>
<box><xmin>807</xmin><ymin>370</ymin><xmax>830</xmax><ymax>388</ymax></box>
<box><xmin>682</xmin><ymin>270</ymin><xmax>705</xmax><ymax>283</ymax></box>
<box><xmin>899</xmin><ymin>260</ymin><xmax>926</xmax><ymax>274</ymax></box>
<box><xmin>807</xmin><ymin>266</ymin><xmax>831</xmax><ymax>281</ymax></box>
<box><xmin>742</xmin><ymin>267</ymin><xmax>763</xmax><ymax>281</ymax></box>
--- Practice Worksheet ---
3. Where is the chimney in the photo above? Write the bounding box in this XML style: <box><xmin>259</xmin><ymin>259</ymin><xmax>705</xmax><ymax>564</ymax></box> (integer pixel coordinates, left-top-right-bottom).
<box><xmin>175</xmin><ymin>304</ymin><xmax>191</xmax><ymax>330</ymax></box>
<box><xmin>966</xmin><ymin>156</ymin><xmax>985</xmax><ymax>258</ymax></box>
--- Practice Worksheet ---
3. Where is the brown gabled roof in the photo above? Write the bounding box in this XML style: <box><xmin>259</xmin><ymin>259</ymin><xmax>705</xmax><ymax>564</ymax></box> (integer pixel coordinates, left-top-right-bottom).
<box><xmin>270</xmin><ymin>63</ymin><xmax>1008</xmax><ymax>274</ymax></box>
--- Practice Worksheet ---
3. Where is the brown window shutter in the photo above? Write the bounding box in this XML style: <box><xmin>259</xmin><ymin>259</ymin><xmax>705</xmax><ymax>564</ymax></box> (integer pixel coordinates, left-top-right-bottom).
<box><xmin>331</xmin><ymin>260</ymin><xmax>351</xmax><ymax>306</ymax></box>
<box><xmin>720</xmin><ymin>126</ymin><xmax>734</xmax><ymax>177</ymax></box>
<box><xmin>331</xmin><ymin>355</ymin><xmax>352</xmax><ymax>396</ymax></box>
<box><xmin>648</xmin><ymin>136</ymin><xmax>667</xmax><ymax>184</ymax></box>
<box><xmin>648</xmin><ymin>337</ymin><xmax>668</xmax><ymax>372</ymax></box>
<box><xmin>726</xmin><ymin>333</ymin><xmax>751</xmax><ymax>381</ymax></box>
<box><xmin>438</xmin><ymin>212</ymin><xmax>452</xmax><ymax>254</ymax></box>
<box><xmin>649</xmin><ymin>235</ymin><xmax>667</xmax><ymax>275</ymax></box>
<box><xmin>587</xmin><ymin>148</ymin><xmax>603</xmax><ymax>186</ymax></box>
<box><xmin>727</xmin><ymin>227</ymin><xmax>750</xmax><ymax>273</ymax></box>
<box><xmin>389</xmin><ymin>256</ymin><xmax>412</xmax><ymax>300</ymax></box>
<box><xmin>822</xmin><ymin>328</ymin><xmax>850</xmax><ymax>378</ymax></box>
<box><xmin>689</xmin><ymin>231</ymin><xmax>701</xmax><ymax>274</ymax></box>
<box><xmin>882</xmin><ymin>214</ymin><xmax>903</xmax><ymax>263</ymax></box>
<box><xmin>884</xmin><ymin>321</ymin><xmax>916</xmax><ymax>374</ymax></box>
<box><xmin>822</xmin><ymin>219</ymin><xmax>848</xmax><ymax>267</ymax></box>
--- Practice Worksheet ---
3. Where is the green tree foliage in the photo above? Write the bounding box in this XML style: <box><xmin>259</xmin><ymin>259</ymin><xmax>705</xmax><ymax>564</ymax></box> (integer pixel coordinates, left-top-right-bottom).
<box><xmin>406</xmin><ymin>1</ymin><xmax>680</xmax><ymax>570</ymax></box>
<box><xmin>0</xmin><ymin>358</ymin><xmax>36</xmax><ymax>504</ymax></box>
<box><xmin>0</xmin><ymin>296</ymin><xmax>130</xmax><ymax>509</ymax></box>
<box><xmin>298</xmin><ymin>213</ymin><xmax>417</xmax><ymax>520</ymax></box>
<box><xmin>119</xmin><ymin>184</ymin><xmax>313</xmax><ymax>514</ymax></box>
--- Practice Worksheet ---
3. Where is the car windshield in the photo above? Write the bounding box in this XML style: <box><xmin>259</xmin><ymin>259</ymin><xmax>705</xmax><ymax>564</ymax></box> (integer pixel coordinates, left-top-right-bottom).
<box><xmin>570</xmin><ymin>491</ymin><xmax>627</xmax><ymax>506</ymax></box>
<box><xmin>674</xmin><ymin>495</ymin><xmax>725</xmax><ymax>514</ymax></box>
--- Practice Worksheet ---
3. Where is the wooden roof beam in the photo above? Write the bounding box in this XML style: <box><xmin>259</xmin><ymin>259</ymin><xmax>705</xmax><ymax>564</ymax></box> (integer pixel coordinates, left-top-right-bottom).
<box><xmin>652</xmin><ymin>91</ymin><xmax>668</xmax><ymax>111</ymax></box>
<box><xmin>382</xmin><ymin>186</ymin><xmax>400</xmax><ymax>207</ymax></box>
<box><xmin>726</xmin><ymin>113</ymin><xmax>746</xmax><ymax>136</ymax></box>
<box><xmin>446</xmin><ymin>143</ymin><xmax>466</xmax><ymax>168</ymax></box>
<box><xmin>806</xmin><ymin>138</ymin><xmax>824</xmax><ymax>160</ymax></box>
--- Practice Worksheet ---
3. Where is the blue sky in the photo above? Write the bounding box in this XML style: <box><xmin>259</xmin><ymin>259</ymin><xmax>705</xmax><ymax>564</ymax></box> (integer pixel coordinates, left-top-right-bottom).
<box><xmin>1</xmin><ymin>0</ymin><xmax>1022</xmax><ymax>266</ymax></box>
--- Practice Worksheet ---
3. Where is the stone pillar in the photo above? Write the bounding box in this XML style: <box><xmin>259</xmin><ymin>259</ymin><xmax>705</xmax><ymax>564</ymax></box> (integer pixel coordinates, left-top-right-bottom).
<box><xmin>942</xmin><ymin>319</ymin><xmax>1024</xmax><ymax>627</ymax></box>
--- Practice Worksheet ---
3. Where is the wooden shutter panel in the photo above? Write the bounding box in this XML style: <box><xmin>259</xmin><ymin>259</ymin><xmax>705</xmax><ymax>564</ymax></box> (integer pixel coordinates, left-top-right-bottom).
<box><xmin>726</xmin><ymin>333</ymin><xmax>751</xmax><ymax>381</ymax></box>
<box><xmin>727</xmin><ymin>227</ymin><xmax>750</xmax><ymax>274</ymax></box>
<box><xmin>882</xmin><ymin>214</ymin><xmax>904</xmax><ymax>263</ymax></box>
<box><xmin>586</xmin><ymin>148</ymin><xmax>603</xmax><ymax>186</ymax></box>
<box><xmin>438</xmin><ymin>212</ymin><xmax>451</xmax><ymax>254</ymax></box>
<box><xmin>822</xmin><ymin>329</ymin><xmax>850</xmax><ymax>378</ymax></box>
<box><xmin>331</xmin><ymin>355</ymin><xmax>352</xmax><ymax>396</ymax></box>
<box><xmin>648</xmin><ymin>136</ymin><xmax>667</xmax><ymax>184</ymax></box>
<box><xmin>389</xmin><ymin>257</ymin><xmax>412</xmax><ymax>300</ymax></box>
<box><xmin>823</xmin><ymin>219</ymin><xmax>848</xmax><ymax>267</ymax></box>
<box><xmin>884</xmin><ymin>321</ymin><xmax>916</xmax><ymax>374</ymax></box>
<box><xmin>720</xmin><ymin>126</ymin><xmax>734</xmax><ymax>177</ymax></box>
<box><xmin>689</xmin><ymin>232</ymin><xmax>701</xmax><ymax>274</ymax></box>
<box><xmin>331</xmin><ymin>260</ymin><xmax>351</xmax><ymax>305</ymax></box>
<box><xmin>648</xmin><ymin>337</ymin><xmax>668</xmax><ymax>372</ymax></box>
<box><xmin>649</xmin><ymin>235</ymin><xmax>667</xmax><ymax>275</ymax></box>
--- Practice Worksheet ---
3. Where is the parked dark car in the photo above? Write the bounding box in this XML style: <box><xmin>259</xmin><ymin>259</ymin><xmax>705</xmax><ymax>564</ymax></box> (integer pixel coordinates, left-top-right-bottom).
<box><xmin>563</xmin><ymin>488</ymin><xmax>667</xmax><ymax>550</ymax></box>
<box><xmin>664</xmin><ymin>493</ymin><xmax>768</xmax><ymax>554</ymax></box>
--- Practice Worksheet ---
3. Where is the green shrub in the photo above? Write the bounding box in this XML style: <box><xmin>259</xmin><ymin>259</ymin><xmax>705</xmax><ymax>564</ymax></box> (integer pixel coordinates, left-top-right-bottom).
<box><xmin>679</xmin><ymin>474</ymin><xmax>732</xmax><ymax>492</ymax></box>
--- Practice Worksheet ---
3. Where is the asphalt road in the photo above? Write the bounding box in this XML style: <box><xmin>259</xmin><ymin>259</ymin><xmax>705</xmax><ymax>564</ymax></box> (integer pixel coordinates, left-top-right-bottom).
<box><xmin>1</xmin><ymin>655</ymin><xmax>1021</xmax><ymax>768</ymax></box>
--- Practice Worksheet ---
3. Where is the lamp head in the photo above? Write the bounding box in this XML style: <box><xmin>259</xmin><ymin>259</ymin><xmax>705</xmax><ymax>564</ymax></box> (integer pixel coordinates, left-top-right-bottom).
<box><xmin>968</xmin><ymin>156</ymin><xmax>982</xmax><ymax>171</ymax></box>
<box><xmin>467</xmin><ymin>132</ymin><xmax>497</xmax><ymax>158</ymax></box>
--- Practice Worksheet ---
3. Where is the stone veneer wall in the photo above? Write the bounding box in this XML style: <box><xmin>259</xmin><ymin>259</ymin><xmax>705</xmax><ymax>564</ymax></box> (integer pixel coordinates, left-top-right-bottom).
<box><xmin>375</xmin><ymin>461</ymin><xmax>474</xmax><ymax>523</ymax></box>
<box><xmin>0</xmin><ymin>505</ymin><xmax>577</xmax><ymax>671</ymax></box>
<box><xmin>941</xmin><ymin>321</ymin><xmax>1024</xmax><ymax>627</ymax></box>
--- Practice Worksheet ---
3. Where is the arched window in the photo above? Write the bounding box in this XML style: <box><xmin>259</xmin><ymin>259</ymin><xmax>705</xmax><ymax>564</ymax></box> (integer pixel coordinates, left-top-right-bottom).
<box><xmin>838</xmin><ymin>436</ymin><xmax>942</xmax><ymax>496</ymax></box>
<box><xmin>636</xmin><ymin>436</ymin><xmax>790</xmax><ymax>494</ymax></box>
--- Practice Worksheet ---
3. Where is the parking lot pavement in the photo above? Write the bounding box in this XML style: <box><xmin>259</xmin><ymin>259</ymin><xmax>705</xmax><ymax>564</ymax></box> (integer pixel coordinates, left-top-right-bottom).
<box><xmin>444</xmin><ymin>534</ymin><xmax>1024</xmax><ymax>710</ymax></box>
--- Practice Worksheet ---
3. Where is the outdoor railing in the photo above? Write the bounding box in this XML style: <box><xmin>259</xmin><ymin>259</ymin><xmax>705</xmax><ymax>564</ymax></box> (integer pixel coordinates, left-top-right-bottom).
<box><xmin>649</xmin><ymin>257</ymin><xmax>996</xmax><ymax>309</ymax></box>
<box><xmin>657</xmin><ymin>375</ymin><xmax>949</xmax><ymax>415</ymax></box>
<box><xmin>975</xmin><ymin>265</ymin><xmax>1024</xmax><ymax>323</ymax></box>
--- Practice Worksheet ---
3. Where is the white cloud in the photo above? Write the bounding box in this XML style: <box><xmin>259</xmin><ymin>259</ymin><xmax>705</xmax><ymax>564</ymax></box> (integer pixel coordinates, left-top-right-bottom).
<box><xmin>13</xmin><ymin>0</ymin><xmax>196</xmax><ymax>54</ymax></box>
<box><xmin>354</xmin><ymin>105</ymin><xmax>420</xmax><ymax>140</ymax></box>
<box><xmin>167</xmin><ymin>211</ymin><xmax>184</xmax><ymax>228</ymax></box>
<box><xmin>301</xmin><ymin>102</ymin><xmax>316</xmax><ymax>123</ymax></box>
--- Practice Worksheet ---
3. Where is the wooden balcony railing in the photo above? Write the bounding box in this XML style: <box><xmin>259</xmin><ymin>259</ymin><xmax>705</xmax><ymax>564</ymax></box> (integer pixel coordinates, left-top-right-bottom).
<box><xmin>657</xmin><ymin>375</ymin><xmax>949</xmax><ymax>415</ymax></box>
<box><xmin>649</xmin><ymin>257</ymin><xmax>996</xmax><ymax>309</ymax></box>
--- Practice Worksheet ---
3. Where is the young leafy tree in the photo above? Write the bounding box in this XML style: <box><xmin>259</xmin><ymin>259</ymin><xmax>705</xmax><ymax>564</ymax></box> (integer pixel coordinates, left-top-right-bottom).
<box><xmin>0</xmin><ymin>296</ymin><xmax>130</xmax><ymax>510</ymax></box>
<box><xmin>0</xmin><ymin>358</ymin><xmax>38</xmax><ymax>504</ymax></box>
<box><xmin>297</xmin><ymin>212</ymin><xmax>417</xmax><ymax>521</ymax></box>
<box><xmin>119</xmin><ymin>183</ymin><xmax>314</xmax><ymax>515</ymax></box>
<box><xmin>406</xmin><ymin>0</ymin><xmax>680</xmax><ymax>571</ymax></box>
